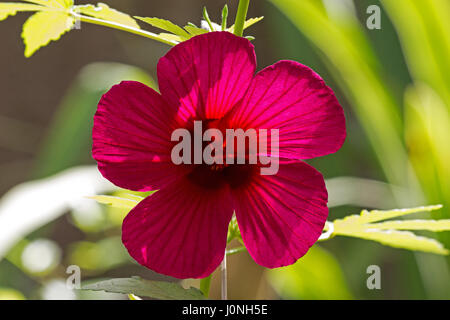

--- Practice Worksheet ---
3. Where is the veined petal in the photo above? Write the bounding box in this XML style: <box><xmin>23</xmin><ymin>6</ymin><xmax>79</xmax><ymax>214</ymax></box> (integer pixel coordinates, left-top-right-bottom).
<box><xmin>158</xmin><ymin>31</ymin><xmax>256</xmax><ymax>121</ymax></box>
<box><xmin>232</xmin><ymin>160</ymin><xmax>328</xmax><ymax>268</ymax></box>
<box><xmin>122</xmin><ymin>178</ymin><xmax>234</xmax><ymax>279</ymax></box>
<box><xmin>228</xmin><ymin>60</ymin><xmax>346</xmax><ymax>159</ymax></box>
<box><xmin>93</xmin><ymin>81</ymin><xmax>185</xmax><ymax>191</ymax></box>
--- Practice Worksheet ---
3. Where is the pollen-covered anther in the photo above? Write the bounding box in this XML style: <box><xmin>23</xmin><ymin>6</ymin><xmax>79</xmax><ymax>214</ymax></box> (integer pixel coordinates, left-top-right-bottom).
<box><xmin>210</xmin><ymin>163</ymin><xmax>226</xmax><ymax>171</ymax></box>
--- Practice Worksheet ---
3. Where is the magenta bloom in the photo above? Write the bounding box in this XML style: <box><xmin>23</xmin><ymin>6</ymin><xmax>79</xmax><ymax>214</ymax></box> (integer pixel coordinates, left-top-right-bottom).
<box><xmin>92</xmin><ymin>32</ymin><xmax>346</xmax><ymax>279</ymax></box>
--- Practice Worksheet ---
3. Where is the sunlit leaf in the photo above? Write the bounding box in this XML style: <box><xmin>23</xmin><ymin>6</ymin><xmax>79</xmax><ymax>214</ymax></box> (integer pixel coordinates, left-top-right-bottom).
<box><xmin>382</xmin><ymin>0</ymin><xmax>450</xmax><ymax>251</ymax></box>
<box><xmin>335</xmin><ymin>229</ymin><xmax>449</xmax><ymax>255</ymax></box>
<box><xmin>23</xmin><ymin>0</ymin><xmax>71</xmax><ymax>9</ymax></box>
<box><xmin>128</xmin><ymin>294</ymin><xmax>142</xmax><ymax>300</ymax></box>
<box><xmin>101</xmin><ymin>190</ymin><xmax>153</xmax><ymax>228</ymax></box>
<box><xmin>184</xmin><ymin>24</ymin><xmax>207</xmax><ymax>36</ymax></box>
<box><xmin>227</xmin><ymin>16</ymin><xmax>264</xmax><ymax>33</ymax></box>
<box><xmin>21</xmin><ymin>11</ymin><xmax>74</xmax><ymax>57</ymax></box>
<box><xmin>157</xmin><ymin>32</ymin><xmax>183</xmax><ymax>43</ymax></box>
<box><xmin>382</xmin><ymin>0</ymin><xmax>450</xmax><ymax>108</ymax></box>
<box><xmin>367</xmin><ymin>219</ymin><xmax>450</xmax><ymax>232</ymax></box>
<box><xmin>0</xmin><ymin>3</ymin><xmax>45</xmax><ymax>21</ymax></box>
<box><xmin>135</xmin><ymin>17</ymin><xmax>189</xmax><ymax>39</ymax></box>
<box><xmin>404</xmin><ymin>83</ymin><xmax>450</xmax><ymax>246</ymax></box>
<box><xmin>83</xmin><ymin>277</ymin><xmax>206</xmax><ymax>300</ymax></box>
<box><xmin>75</xmin><ymin>3</ymin><xmax>139</xmax><ymax>29</ymax></box>
<box><xmin>61</xmin><ymin>0</ymin><xmax>72</xmax><ymax>7</ymax></box>
<box><xmin>267</xmin><ymin>246</ymin><xmax>353</xmax><ymax>299</ymax></box>
<box><xmin>88</xmin><ymin>195</ymin><xmax>141</xmax><ymax>210</ymax></box>
<box><xmin>329</xmin><ymin>205</ymin><xmax>449</xmax><ymax>255</ymax></box>
<box><xmin>335</xmin><ymin>205</ymin><xmax>443</xmax><ymax>225</ymax></box>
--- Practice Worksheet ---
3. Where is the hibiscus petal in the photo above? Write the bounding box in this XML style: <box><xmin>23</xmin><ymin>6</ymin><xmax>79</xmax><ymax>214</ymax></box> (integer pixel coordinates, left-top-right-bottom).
<box><xmin>158</xmin><ymin>31</ymin><xmax>256</xmax><ymax>121</ymax></box>
<box><xmin>232</xmin><ymin>160</ymin><xmax>328</xmax><ymax>268</ymax></box>
<box><xmin>228</xmin><ymin>60</ymin><xmax>346</xmax><ymax>159</ymax></box>
<box><xmin>93</xmin><ymin>81</ymin><xmax>185</xmax><ymax>191</ymax></box>
<box><xmin>122</xmin><ymin>178</ymin><xmax>234</xmax><ymax>279</ymax></box>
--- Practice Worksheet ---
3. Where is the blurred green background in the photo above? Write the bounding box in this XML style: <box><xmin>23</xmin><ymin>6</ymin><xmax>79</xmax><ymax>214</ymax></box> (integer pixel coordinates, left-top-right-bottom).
<box><xmin>0</xmin><ymin>0</ymin><xmax>449</xmax><ymax>299</ymax></box>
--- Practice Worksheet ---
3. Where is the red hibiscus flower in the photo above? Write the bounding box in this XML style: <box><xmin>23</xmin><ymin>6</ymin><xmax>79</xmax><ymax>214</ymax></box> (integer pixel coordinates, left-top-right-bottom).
<box><xmin>92</xmin><ymin>32</ymin><xmax>346</xmax><ymax>279</ymax></box>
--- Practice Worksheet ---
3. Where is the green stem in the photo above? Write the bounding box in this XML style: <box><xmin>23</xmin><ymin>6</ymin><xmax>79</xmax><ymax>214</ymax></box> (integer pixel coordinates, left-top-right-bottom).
<box><xmin>200</xmin><ymin>275</ymin><xmax>212</xmax><ymax>298</ymax></box>
<box><xmin>221</xmin><ymin>255</ymin><xmax>227</xmax><ymax>300</ymax></box>
<box><xmin>226</xmin><ymin>246</ymin><xmax>246</xmax><ymax>256</ymax></box>
<box><xmin>70</xmin><ymin>12</ymin><xmax>177</xmax><ymax>46</ymax></box>
<box><xmin>233</xmin><ymin>0</ymin><xmax>250</xmax><ymax>37</ymax></box>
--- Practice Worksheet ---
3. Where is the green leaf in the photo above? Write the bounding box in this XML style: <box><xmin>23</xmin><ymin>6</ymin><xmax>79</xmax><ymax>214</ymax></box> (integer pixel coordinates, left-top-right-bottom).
<box><xmin>157</xmin><ymin>32</ymin><xmax>183</xmax><ymax>43</ymax></box>
<box><xmin>136</xmin><ymin>17</ymin><xmax>190</xmax><ymax>39</ymax></box>
<box><xmin>221</xmin><ymin>4</ymin><xmax>228</xmax><ymax>31</ymax></box>
<box><xmin>335</xmin><ymin>205</ymin><xmax>443</xmax><ymax>225</ymax></box>
<box><xmin>329</xmin><ymin>205</ymin><xmax>449</xmax><ymax>255</ymax></box>
<box><xmin>23</xmin><ymin>0</ymin><xmax>71</xmax><ymax>9</ymax></box>
<box><xmin>267</xmin><ymin>246</ymin><xmax>353</xmax><ymax>299</ymax></box>
<box><xmin>75</xmin><ymin>3</ymin><xmax>139</xmax><ymax>29</ymax></box>
<box><xmin>89</xmin><ymin>195</ymin><xmax>142</xmax><ymax>210</ymax></box>
<box><xmin>0</xmin><ymin>3</ymin><xmax>45</xmax><ymax>21</ymax></box>
<box><xmin>83</xmin><ymin>277</ymin><xmax>206</xmax><ymax>300</ymax></box>
<box><xmin>227</xmin><ymin>216</ymin><xmax>242</xmax><ymax>243</ymax></box>
<box><xmin>128</xmin><ymin>294</ymin><xmax>142</xmax><ymax>300</ymax></box>
<box><xmin>199</xmin><ymin>275</ymin><xmax>211</xmax><ymax>297</ymax></box>
<box><xmin>367</xmin><ymin>219</ymin><xmax>450</xmax><ymax>232</ymax></box>
<box><xmin>21</xmin><ymin>11</ymin><xmax>74</xmax><ymax>57</ymax></box>
<box><xmin>202</xmin><ymin>7</ymin><xmax>214</xmax><ymax>33</ymax></box>
<box><xmin>336</xmin><ymin>229</ymin><xmax>449</xmax><ymax>255</ymax></box>
<box><xmin>61</xmin><ymin>0</ymin><xmax>73</xmax><ymax>7</ymax></box>
<box><xmin>184</xmin><ymin>24</ymin><xmax>208</xmax><ymax>37</ymax></box>
<box><xmin>382</xmin><ymin>0</ymin><xmax>450</xmax><ymax>108</ymax></box>
<box><xmin>404</xmin><ymin>83</ymin><xmax>450</xmax><ymax>247</ymax></box>
<box><xmin>227</xmin><ymin>16</ymin><xmax>264</xmax><ymax>33</ymax></box>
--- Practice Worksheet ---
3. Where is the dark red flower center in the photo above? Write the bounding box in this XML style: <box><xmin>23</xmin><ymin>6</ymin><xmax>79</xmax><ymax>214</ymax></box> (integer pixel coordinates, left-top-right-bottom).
<box><xmin>182</xmin><ymin>119</ymin><xmax>259</xmax><ymax>190</ymax></box>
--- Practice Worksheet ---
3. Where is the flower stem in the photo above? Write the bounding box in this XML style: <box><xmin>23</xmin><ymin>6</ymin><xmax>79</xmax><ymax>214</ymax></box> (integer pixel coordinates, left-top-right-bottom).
<box><xmin>221</xmin><ymin>254</ymin><xmax>228</xmax><ymax>300</ymax></box>
<box><xmin>226</xmin><ymin>246</ymin><xmax>246</xmax><ymax>256</ymax></box>
<box><xmin>200</xmin><ymin>275</ymin><xmax>212</xmax><ymax>298</ymax></box>
<box><xmin>233</xmin><ymin>0</ymin><xmax>250</xmax><ymax>37</ymax></box>
<box><xmin>70</xmin><ymin>11</ymin><xmax>177</xmax><ymax>46</ymax></box>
